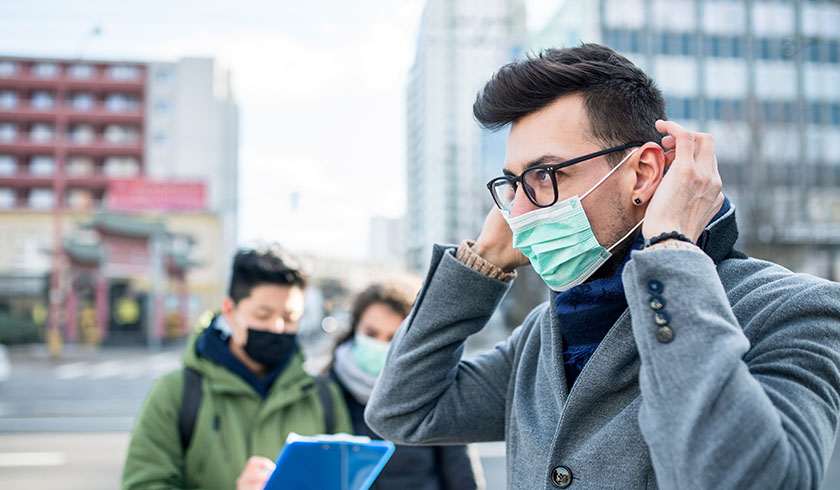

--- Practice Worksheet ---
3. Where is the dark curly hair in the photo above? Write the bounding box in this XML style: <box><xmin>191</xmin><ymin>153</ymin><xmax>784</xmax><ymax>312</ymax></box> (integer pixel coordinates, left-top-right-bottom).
<box><xmin>228</xmin><ymin>244</ymin><xmax>308</xmax><ymax>304</ymax></box>
<box><xmin>336</xmin><ymin>282</ymin><xmax>417</xmax><ymax>346</ymax></box>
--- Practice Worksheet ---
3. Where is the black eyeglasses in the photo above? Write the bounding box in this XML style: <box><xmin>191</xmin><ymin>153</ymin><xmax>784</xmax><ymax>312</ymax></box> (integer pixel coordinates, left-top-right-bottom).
<box><xmin>486</xmin><ymin>141</ymin><xmax>644</xmax><ymax>212</ymax></box>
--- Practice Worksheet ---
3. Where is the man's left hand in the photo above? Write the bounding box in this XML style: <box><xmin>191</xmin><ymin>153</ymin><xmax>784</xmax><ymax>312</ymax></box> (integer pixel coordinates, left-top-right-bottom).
<box><xmin>643</xmin><ymin>120</ymin><xmax>725</xmax><ymax>242</ymax></box>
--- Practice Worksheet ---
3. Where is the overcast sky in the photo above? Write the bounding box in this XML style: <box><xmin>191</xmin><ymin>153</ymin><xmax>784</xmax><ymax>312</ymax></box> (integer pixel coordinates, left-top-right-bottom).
<box><xmin>0</xmin><ymin>0</ymin><xmax>562</xmax><ymax>260</ymax></box>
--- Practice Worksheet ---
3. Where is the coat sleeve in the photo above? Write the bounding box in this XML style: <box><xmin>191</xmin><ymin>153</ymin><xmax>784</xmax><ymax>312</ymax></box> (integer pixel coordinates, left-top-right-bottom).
<box><xmin>623</xmin><ymin>248</ymin><xmax>840</xmax><ymax>490</ymax></box>
<box><xmin>121</xmin><ymin>371</ymin><xmax>189</xmax><ymax>490</ymax></box>
<box><xmin>365</xmin><ymin>244</ymin><xmax>520</xmax><ymax>445</ymax></box>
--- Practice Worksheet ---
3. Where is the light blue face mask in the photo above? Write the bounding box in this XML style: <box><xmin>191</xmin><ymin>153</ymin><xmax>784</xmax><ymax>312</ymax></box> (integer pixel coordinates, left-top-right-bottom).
<box><xmin>503</xmin><ymin>149</ymin><xmax>643</xmax><ymax>292</ymax></box>
<box><xmin>351</xmin><ymin>332</ymin><xmax>391</xmax><ymax>377</ymax></box>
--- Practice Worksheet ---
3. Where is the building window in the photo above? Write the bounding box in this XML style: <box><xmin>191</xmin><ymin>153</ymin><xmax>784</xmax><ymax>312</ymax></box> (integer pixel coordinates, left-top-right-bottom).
<box><xmin>657</xmin><ymin>32</ymin><xmax>698</xmax><ymax>56</ymax></box>
<box><xmin>107</xmin><ymin>65</ymin><xmax>139</xmax><ymax>81</ymax></box>
<box><xmin>705</xmin><ymin>36</ymin><xmax>745</xmax><ymax>58</ymax></box>
<box><xmin>30</xmin><ymin>124</ymin><xmax>54</xmax><ymax>143</ymax></box>
<box><xmin>105</xmin><ymin>93</ymin><xmax>139</xmax><ymax>112</ymax></box>
<box><xmin>67</xmin><ymin>156</ymin><xmax>94</xmax><ymax>176</ymax></box>
<box><xmin>30</xmin><ymin>91</ymin><xmax>55</xmax><ymax>110</ymax></box>
<box><xmin>808</xmin><ymin>102</ymin><xmax>823</xmax><ymax>124</ymax></box>
<box><xmin>762</xmin><ymin>100</ymin><xmax>797</xmax><ymax>124</ymax></box>
<box><xmin>0</xmin><ymin>123</ymin><xmax>17</xmax><ymax>141</ymax></box>
<box><xmin>103</xmin><ymin>156</ymin><xmax>139</xmax><ymax>177</ymax></box>
<box><xmin>28</xmin><ymin>188</ymin><xmax>55</xmax><ymax>209</ymax></box>
<box><xmin>103</xmin><ymin>124</ymin><xmax>139</xmax><ymax>144</ymax></box>
<box><xmin>666</xmin><ymin>96</ymin><xmax>699</xmax><ymax>120</ymax></box>
<box><xmin>0</xmin><ymin>155</ymin><xmax>15</xmax><ymax>175</ymax></box>
<box><xmin>0</xmin><ymin>61</ymin><xmax>18</xmax><ymax>77</ymax></box>
<box><xmin>153</xmin><ymin>131</ymin><xmax>167</xmax><ymax>144</ymax></box>
<box><xmin>153</xmin><ymin>100</ymin><xmax>170</xmax><ymax>113</ymax></box>
<box><xmin>806</xmin><ymin>39</ymin><xmax>840</xmax><ymax>64</ymax></box>
<box><xmin>66</xmin><ymin>188</ymin><xmax>93</xmax><ymax>210</ymax></box>
<box><xmin>706</xmin><ymin>98</ymin><xmax>745</xmax><ymax>121</ymax></box>
<box><xmin>69</xmin><ymin>93</ymin><xmax>95</xmax><ymax>111</ymax></box>
<box><xmin>0</xmin><ymin>188</ymin><xmax>14</xmax><ymax>208</ymax></box>
<box><xmin>831</xmin><ymin>104</ymin><xmax>840</xmax><ymax>126</ymax></box>
<box><xmin>754</xmin><ymin>37</ymin><xmax>797</xmax><ymax>61</ymax></box>
<box><xmin>0</xmin><ymin>91</ymin><xmax>17</xmax><ymax>109</ymax></box>
<box><xmin>32</xmin><ymin>62</ymin><xmax>59</xmax><ymax>78</ymax></box>
<box><xmin>154</xmin><ymin>67</ymin><xmax>172</xmax><ymax>82</ymax></box>
<box><xmin>29</xmin><ymin>156</ymin><xmax>55</xmax><ymax>175</ymax></box>
<box><xmin>69</xmin><ymin>124</ymin><xmax>95</xmax><ymax>145</ymax></box>
<box><xmin>604</xmin><ymin>29</ymin><xmax>645</xmax><ymax>54</ymax></box>
<box><xmin>68</xmin><ymin>64</ymin><xmax>94</xmax><ymax>79</ymax></box>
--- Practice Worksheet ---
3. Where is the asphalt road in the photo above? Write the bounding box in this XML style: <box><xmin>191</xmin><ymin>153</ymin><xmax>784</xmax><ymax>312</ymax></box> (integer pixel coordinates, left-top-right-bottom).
<box><xmin>6</xmin><ymin>343</ymin><xmax>840</xmax><ymax>490</ymax></box>
<box><xmin>0</xmin><ymin>432</ymin><xmax>129</xmax><ymax>490</ymax></box>
<box><xmin>0</xmin><ymin>344</ymin><xmax>507</xmax><ymax>490</ymax></box>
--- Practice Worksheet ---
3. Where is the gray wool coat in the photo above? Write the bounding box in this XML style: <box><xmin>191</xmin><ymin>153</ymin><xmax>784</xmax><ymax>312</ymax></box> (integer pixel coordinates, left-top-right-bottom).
<box><xmin>365</xmin><ymin>206</ymin><xmax>840</xmax><ymax>489</ymax></box>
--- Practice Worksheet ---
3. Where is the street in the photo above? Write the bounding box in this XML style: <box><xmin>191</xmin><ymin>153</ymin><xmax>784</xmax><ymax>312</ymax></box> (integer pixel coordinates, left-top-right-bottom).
<box><xmin>0</xmin><ymin>344</ymin><xmax>506</xmax><ymax>489</ymax></box>
<box><xmin>3</xmin><ymin>344</ymin><xmax>840</xmax><ymax>489</ymax></box>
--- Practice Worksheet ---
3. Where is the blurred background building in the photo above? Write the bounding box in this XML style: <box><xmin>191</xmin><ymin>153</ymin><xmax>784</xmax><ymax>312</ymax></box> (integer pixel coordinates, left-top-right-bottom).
<box><xmin>530</xmin><ymin>0</ymin><xmax>840</xmax><ymax>280</ymax></box>
<box><xmin>0</xmin><ymin>55</ymin><xmax>238</xmax><ymax>346</ymax></box>
<box><xmin>405</xmin><ymin>0</ymin><xmax>527</xmax><ymax>272</ymax></box>
<box><xmin>402</xmin><ymin>0</ymin><xmax>840</xmax><ymax>341</ymax></box>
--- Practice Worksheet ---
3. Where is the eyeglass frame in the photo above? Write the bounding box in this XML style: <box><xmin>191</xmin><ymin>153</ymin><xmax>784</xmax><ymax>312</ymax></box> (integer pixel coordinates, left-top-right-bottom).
<box><xmin>485</xmin><ymin>141</ymin><xmax>646</xmax><ymax>211</ymax></box>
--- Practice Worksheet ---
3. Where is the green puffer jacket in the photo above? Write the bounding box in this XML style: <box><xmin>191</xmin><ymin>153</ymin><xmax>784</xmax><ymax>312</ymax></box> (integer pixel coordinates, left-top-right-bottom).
<box><xmin>122</xmin><ymin>320</ymin><xmax>352</xmax><ymax>490</ymax></box>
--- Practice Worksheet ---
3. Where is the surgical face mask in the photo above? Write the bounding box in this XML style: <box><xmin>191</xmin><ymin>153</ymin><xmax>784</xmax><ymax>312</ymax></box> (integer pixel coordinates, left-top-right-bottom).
<box><xmin>236</xmin><ymin>313</ymin><xmax>297</xmax><ymax>369</ymax></box>
<box><xmin>503</xmin><ymin>149</ymin><xmax>643</xmax><ymax>292</ymax></box>
<box><xmin>351</xmin><ymin>332</ymin><xmax>391</xmax><ymax>377</ymax></box>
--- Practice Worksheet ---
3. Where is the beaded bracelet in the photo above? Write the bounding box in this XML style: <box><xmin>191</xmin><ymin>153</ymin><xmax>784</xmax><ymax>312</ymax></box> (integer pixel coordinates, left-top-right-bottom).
<box><xmin>643</xmin><ymin>231</ymin><xmax>695</xmax><ymax>248</ymax></box>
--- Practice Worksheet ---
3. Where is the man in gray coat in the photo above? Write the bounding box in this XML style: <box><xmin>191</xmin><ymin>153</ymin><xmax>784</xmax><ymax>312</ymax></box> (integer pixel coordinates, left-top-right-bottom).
<box><xmin>365</xmin><ymin>44</ymin><xmax>840</xmax><ymax>489</ymax></box>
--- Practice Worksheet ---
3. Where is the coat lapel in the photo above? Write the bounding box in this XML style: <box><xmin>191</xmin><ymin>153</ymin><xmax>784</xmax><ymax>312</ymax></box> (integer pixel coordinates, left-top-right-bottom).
<box><xmin>553</xmin><ymin>310</ymin><xmax>641</xmax><ymax>439</ymax></box>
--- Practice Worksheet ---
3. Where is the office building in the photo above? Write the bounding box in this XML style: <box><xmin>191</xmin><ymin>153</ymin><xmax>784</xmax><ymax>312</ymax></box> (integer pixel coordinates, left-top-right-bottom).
<box><xmin>405</xmin><ymin>0</ymin><xmax>527</xmax><ymax>271</ymax></box>
<box><xmin>532</xmin><ymin>0</ymin><xmax>840</xmax><ymax>278</ymax></box>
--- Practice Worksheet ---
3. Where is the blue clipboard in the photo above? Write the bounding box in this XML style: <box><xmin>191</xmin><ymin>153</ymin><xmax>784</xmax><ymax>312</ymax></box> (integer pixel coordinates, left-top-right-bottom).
<box><xmin>263</xmin><ymin>433</ymin><xmax>395</xmax><ymax>490</ymax></box>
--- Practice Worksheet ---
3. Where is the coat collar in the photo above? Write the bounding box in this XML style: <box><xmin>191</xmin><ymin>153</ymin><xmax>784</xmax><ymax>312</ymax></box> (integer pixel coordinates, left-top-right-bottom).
<box><xmin>696</xmin><ymin>197</ymin><xmax>741</xmax><ymax>264</ymax></box>
<box><xmin>182</xmin><ymin>317</ymin><xmax>315</xmax><ymax>407</ymax></box>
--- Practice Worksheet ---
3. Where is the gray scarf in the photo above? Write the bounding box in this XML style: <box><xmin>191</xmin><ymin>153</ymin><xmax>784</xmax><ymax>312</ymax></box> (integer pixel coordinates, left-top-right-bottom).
<box><xmin>333</xmin><ymin>341</ymin><xmax>378</xmax><ymax>404</ymax></box>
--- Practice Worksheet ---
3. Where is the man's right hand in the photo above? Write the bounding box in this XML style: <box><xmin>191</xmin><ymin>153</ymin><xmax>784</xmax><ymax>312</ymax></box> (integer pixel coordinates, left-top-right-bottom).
<box><xmin>236</xmin><ymin>456</ymin><xmax>275</xmax><ymax>490</ymax></box>
<box><xmin>473</xmin><ymin>207</ymin><xmax>530</xmax><ymax>272</ymax></box>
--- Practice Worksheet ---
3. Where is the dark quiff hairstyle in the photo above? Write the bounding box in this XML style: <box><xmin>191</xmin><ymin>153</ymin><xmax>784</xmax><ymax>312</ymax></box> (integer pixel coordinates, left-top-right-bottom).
<box><xmin>473</xmin><ymin>43</ymin><xmax>666</xmax><ymax>164</ymax></box>
<box><xmin>337</xmin><ymin>282</ymin><xmax>416</xmax><ymax>345</ymax></box>
<box><xmin>228</xmin><ymin>244</ymin><xmax>309</xmax><ymax>304</ymax></box>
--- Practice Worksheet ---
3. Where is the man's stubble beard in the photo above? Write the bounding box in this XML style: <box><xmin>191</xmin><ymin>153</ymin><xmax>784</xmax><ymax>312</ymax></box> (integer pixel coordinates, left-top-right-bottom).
<box><xmin>589</xmin><ymin>194</ymin><xmax>637</xmax><ymax>282</ymax></box>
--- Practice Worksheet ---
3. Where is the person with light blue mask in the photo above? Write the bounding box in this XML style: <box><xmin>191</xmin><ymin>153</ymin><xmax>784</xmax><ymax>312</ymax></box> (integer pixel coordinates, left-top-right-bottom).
<box><xmin>366</xmin><ymin>43</ymin><xmax>840</xmax><ymax>489</ymax></box>
<box><xmin>331</xmin><ymin>282</ymin><xmax>483</xmax><ymax>490</ymax></box>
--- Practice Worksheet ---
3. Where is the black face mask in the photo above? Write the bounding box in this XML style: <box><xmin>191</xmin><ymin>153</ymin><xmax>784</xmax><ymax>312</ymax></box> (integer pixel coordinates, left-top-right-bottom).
<box><xmin>242</xmin><ymin>328</ymin><xmax>297</xmax><ymax>369</ymax></box>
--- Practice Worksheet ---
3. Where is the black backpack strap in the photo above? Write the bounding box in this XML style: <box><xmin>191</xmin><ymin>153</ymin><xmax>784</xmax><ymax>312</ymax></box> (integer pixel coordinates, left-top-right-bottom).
<box><xmin>315</xmin><ymin>376</ymin><xmax>335</xmax><ymax>434</ymax></box>
<box><xmin>179</xmin><ymin>367</ymin><xmax>203</xmax><ymax>452</ymax></box>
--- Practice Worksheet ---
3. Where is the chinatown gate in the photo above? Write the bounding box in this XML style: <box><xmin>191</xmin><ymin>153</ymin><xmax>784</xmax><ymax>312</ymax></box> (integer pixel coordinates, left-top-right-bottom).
<box><xmin>61</xmin><ymin>213</ymin><xmax>196</xmax><ymax>346</ymax></box>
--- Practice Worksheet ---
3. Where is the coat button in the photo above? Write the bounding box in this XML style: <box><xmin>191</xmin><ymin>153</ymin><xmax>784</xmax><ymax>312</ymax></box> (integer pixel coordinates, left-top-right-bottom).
<box><xmin>649</xmin><ymin>296</ymin><xmax>666</xmax><ymax>310</ymax></box>
<box><xmin>656</xmin><ymin>326</ymin><xmax>674</xmax><ymax>343</ymax></box>
<box><xmin>551</xmin><ymin>466</ymin><xmax>572</xmax><ymax>487</ymax></box>
<box><xmin>647</xmin><ymin>280</ymin><xmax>664</xmax><ymax>294</ymax></box>
<box><xmin>653</xmin><ymin>311</ymin><xmax>670</xmax><ymax>326</ymax></box>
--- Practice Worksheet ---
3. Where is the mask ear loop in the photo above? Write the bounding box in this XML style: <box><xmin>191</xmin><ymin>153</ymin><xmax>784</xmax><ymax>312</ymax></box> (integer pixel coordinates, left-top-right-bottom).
<box><xmin>575</xmin><ymin>146</ymin><xmax>644</xmax><ymax>253</ymax></box>
<box><xmin>581</xmin><ymin>148</ymin><xmax>639</xmax><ymax>201</ymax></box>
<box><xmin>607</xmin><ymin>218</ymin><xmax>644</xmax><ymax>253</ymax></box>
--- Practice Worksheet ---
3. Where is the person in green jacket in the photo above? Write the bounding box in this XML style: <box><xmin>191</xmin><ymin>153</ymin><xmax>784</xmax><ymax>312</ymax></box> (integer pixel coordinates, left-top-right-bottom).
<box><xmin>122</xmin><ymin>245</ymin><xmax>352</xmax><ymax>490</ymax></box>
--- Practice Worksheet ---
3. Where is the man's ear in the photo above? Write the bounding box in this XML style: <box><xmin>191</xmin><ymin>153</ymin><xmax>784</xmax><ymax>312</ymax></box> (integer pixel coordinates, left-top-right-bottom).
<box><xmin>632</xmin><ymin>142</ymin><xmax>666</xmax><ymax>204</ymax></box>
<box><xmin>220</xmin><ymin>297</ymin><xmax>235</xmax><ymax>319</ymax></box>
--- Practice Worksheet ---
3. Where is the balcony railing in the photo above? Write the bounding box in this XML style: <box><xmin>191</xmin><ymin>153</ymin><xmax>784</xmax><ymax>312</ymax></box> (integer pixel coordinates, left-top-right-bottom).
<box><xmin>0</xmin><ymin>101</ymin><xmax>143</xmax><ymax>122</ymax></box>
<box><xmin>0</xmin><ymin>135</ymin><xmax>143</xmax><ymax>153</ymax></box>
<box><xmin>0</xmin><ymin>70</ymin><xmax>145</xmax><ymax>91</ymax></box>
